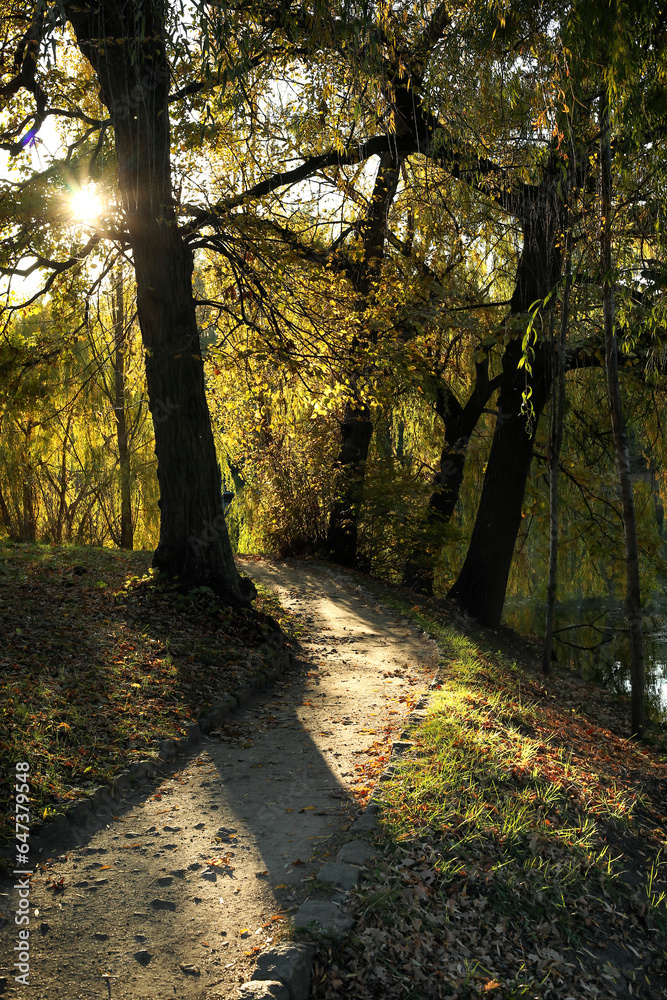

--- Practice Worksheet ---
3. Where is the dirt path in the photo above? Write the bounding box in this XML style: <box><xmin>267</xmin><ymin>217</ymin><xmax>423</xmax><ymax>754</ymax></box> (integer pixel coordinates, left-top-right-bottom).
<box><xmin>1</xmin><ymin>559</ymin><xmax>437</xmax><ymax>1000</ymax></box>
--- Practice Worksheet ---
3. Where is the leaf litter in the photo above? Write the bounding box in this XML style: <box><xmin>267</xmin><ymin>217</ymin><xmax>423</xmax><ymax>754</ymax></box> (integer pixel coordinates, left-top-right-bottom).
<box><xmin>0</xmin><ymin>541</ymin><xmax>290</xmax><ymax>844</ymax></box>
<box><xmin>307</xmin><ymin>588</ymin><xmax>667</xmax><ymax>1000</ymax></box>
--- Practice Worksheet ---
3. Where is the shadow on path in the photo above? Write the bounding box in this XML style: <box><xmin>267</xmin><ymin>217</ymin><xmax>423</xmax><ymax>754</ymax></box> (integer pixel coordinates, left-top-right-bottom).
<box><xmin>0</xmin><ymin>559</ymin><xmax>437</xmax><ymax>1000</ymax></box>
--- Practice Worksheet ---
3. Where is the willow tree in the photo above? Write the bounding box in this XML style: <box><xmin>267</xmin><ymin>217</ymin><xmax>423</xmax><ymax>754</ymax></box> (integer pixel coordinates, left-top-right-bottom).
<box><xmin>0</xmin><ymin>1</ymin><xmax>249</xmax><ymax>601</ymax></box>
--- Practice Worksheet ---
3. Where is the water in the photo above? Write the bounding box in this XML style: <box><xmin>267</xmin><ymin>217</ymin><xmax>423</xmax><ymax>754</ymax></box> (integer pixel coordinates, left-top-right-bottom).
<box><xmin>503</xmin><ymin>595</ymin><xmax>667</xmax><ymax>724</ymax></box>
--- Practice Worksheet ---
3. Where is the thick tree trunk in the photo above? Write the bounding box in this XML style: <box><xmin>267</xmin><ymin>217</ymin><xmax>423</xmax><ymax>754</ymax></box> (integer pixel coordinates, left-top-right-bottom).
<box><xmin>600</xmin><ymin>101</ymin><xmax>645</xmax><ymax>739</ymax></box>
<box><xmin>112</xmin><ymin>268</ymin><xmax>133</xmax><ymax>550</ymax></box>
<box><xmin>326</xmin><ymin>399</ymin><xmax>374</xmax><ymax>567</ymax></box>
<box><xmin>447</xmin><ymin>341</ymin><xmax>549</xmax><ymax>626</ymax></box>
<box><xmin>64</xmin><ymin>1</ymin><xmax>248</xmax><ymax>602</ymax></box>
<box><xmin>447</xmin><ymin>172</ymin><xmax>564</xmax><ymax>627</ymax></box>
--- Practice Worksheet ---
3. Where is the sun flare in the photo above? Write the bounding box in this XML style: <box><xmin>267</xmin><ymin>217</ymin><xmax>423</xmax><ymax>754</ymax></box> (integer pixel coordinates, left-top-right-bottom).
<box><xmin>70</xmin><ymin>183</ymin><xmax>103</xmax><ymax>223</ymax></box>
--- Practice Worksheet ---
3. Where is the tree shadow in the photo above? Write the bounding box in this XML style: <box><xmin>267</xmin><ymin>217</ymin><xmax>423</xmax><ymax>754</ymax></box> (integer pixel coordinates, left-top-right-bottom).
<box><xmin>1</xmin><ymin>551</ymin><xmax>434</xmax><ymax>997</ymax></box>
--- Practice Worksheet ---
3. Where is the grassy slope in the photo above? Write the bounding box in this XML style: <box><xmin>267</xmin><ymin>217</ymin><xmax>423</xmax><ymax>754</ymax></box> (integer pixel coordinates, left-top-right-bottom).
<box><xmin>3</xmin><ymin>545</ymin><xmax>666</xmax><ymax>994</ymax></box>
<box><xmin>309</xmin><ymin>578</ymin><xmax>667</xmax><ymax>1000</ymax></box>
<box><xmin>0</xmin><ymin>541</ymin><xmax>290</xmax><ymax>842</ymax></box>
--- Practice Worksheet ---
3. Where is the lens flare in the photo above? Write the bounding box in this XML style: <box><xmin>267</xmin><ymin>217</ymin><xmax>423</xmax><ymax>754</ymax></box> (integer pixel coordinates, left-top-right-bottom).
<box><xmin>70</xmin><ymin>183</ymin><xmax>103</xmax><ymax>223</ymax></box>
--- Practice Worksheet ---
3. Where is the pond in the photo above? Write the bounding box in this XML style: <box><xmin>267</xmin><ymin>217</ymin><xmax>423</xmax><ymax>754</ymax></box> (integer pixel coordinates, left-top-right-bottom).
<box><xmin>503</xmin><ymin>594</ymin><xmax>667</xmax><ymax>725</ymax></box>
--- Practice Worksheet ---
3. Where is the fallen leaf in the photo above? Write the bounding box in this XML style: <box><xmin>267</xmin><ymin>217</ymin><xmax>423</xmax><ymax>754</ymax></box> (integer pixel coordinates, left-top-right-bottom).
<box><xmin>207</xmin><ymin>855</ymin><xmax>233</xmax><ymax>868</ymax></box>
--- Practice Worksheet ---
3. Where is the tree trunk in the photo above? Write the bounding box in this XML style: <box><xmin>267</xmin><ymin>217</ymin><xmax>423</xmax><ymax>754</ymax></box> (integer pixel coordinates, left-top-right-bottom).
<box><xmin>401</xmin><ymin>443</ymin><xmax>466</xmax><ymax>595</ymax></box>
<box><xmin>56</xmin><ymin>411</ymin><xmax>75</xmax><ymax>543</ymax></box>
<box><xmin>21</xmin><ymin>476</ymin><xmax>36</xmax><ymax>542</ymax></box>
<box><xmin>447</xmin><ymin>340</ymin><xmax>550</xmax><ymax>626</ymax></box>
<box><xmin>600</xmin><ymin>100</ymin><xmax>645</xmax><ymax>739</ymax></box>
<box><xmin>0</xmin><ymin>483</ymin><xmax>12</xmax><ymax>535</ymax></box>
<box><xmin>326</xmin><ymin>399</ymin><xmax>374</xmax><ymax>567</ymax></box>
<box><xmin>447</xmin><ymin>171</ymin><xmax>564</xmax><ymax>626</ymax></box>
<box><xmin>542</xmin><ymin>228</ymin><xmax>572</xmax><ymax>673</ymax></box>
<box><xmin>326</xmin><ymin>153</ymin><xmax>400</xmax><ymax>566</ymax></box>
<box><xmin>64</xmin><ymin>1</ymin><xmax>248</xmax><ymax>602</ymax></box>
<box><xmin>402</xmin><ymin>357</ymin><xmax>501</xmax><ymax>595</ymax></box>
<box><xmin>20</xmin><ymin>419</ymin><xmax>37</xmax><ymax>542</ymax></box>
<box><xmin>112</xmin><ymin>267</ymin><xmax>134</xmax><ymax>550</ymax></box>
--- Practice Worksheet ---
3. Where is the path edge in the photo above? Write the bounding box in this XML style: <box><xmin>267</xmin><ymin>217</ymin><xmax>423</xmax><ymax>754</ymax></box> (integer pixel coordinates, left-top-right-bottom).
<box><xmin>1</xmin><ymin>634</ymin><xmax>295</xmax><ymax>862</ymax></box>
<box><xmin>236</xmin><ymin>686</ymin><xmax>436</xmax><ymax>1000</ymax></box>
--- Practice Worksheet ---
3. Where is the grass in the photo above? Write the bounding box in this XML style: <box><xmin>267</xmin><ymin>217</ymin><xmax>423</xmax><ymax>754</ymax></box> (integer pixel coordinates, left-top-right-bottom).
<box><xmin>4</xmin><ymin>545</ymin><xmax>667</xmax><ymax>993</ymax></box>
<box><xmin>382</xmin><ymin>630</ymin><xmax>645</xmax><ymax>923</ymax></box>
<box><xmin>309</xmin><ymin>577</ymin><xmax>667</xmax><ymax>1000</ymax></box>
<box><xmin>0</xmin><ymin>540</ymin><xmax>292</xmax><ymax>843</ymax></box>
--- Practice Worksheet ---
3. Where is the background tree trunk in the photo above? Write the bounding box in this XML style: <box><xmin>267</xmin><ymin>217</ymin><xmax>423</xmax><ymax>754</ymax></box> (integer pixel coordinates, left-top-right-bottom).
<box><xmin>326</xmin><ymin>154</ymin><xmax>400</xmax><ymax>566</ymax></box>
<box><xmin>542</xmin><ymin>230</ymin><xmax>572</xmax><ymax>673</ymax></box>
<box><xmin>600</xmin><ymin>99</ymin><xmax>645</xmax><ymax>738</ymax></box>
<box><xmin>402</xmin><ymin>357</ymin><xmax>501</xmax><ymax>594</ymax></box>
<box><xmin>326</xmin><ymin>399</ymin><xmax>374</xmax><ymax>567</ymax></box>
<box><xmin>112</xmin><ymin>266</ymin><xmax>133</xmax><ymax>550</ymax></box>
<box><xmin>19</xmin><ymin>419</ymin><xmax>37</xmax><ymax>542</ymax></box>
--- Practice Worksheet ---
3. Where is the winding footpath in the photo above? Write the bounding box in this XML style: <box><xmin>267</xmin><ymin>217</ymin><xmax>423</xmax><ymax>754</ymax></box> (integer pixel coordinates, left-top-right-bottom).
<box><xmin>1</xmin><ymin>559</ymin><xmax>437</xmax><ymax>1000</ymax></box>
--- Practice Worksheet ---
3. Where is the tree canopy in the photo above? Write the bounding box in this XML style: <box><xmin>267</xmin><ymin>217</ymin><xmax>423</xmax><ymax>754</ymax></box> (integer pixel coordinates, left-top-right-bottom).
<box><xmin>1</xmin><ymin>1</ymin><xmax>667</xmax><ymax>733</ymax></box>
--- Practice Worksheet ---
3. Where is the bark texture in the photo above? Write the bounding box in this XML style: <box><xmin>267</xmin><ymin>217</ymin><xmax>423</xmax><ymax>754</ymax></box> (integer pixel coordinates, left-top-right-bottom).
<box><xmin>447</xmin><ymin>340</ymin><xmax>549</xmax><ymax>627</ymax></box>
<box><xmin>64</xmin><ymin>0</ymin><xmax>248</xmax><ymax>602</ymax></box>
